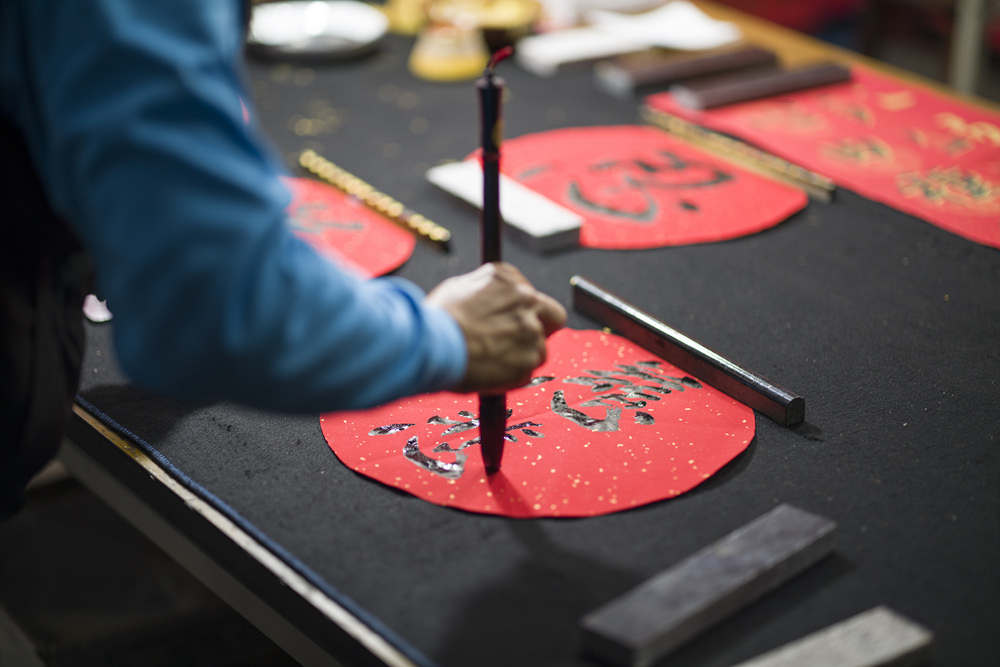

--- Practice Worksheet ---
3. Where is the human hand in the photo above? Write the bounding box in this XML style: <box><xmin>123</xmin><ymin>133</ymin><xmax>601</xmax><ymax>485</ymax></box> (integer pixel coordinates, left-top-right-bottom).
<box><xmin>426</xmin><ymin>262</ymin><xmax>567</xmax><ymax>394</ymax></box>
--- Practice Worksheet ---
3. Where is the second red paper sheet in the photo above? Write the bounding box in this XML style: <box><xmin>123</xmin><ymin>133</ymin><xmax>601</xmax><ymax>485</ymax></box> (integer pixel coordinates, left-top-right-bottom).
<box><xmin>492</xmin><ymin>125</ymin><xmax>808</xmax><ymax>249</ymax></box>
<box><xmin>646</xmin><ymin>66</ymin><xmax>1000</xmax><ymax>249</ymax></box>
<box><xmin>283</xmin><ymin>176</ymin><xmax>416</xmax><ymax>278</ymax></box>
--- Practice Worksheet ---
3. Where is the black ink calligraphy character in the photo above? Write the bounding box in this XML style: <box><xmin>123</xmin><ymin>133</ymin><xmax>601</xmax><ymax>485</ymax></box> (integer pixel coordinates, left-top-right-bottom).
<box><xmin>565</xmin><ymin>150</ymin><xmax>733</xmax><ymax>223</ymax></box>
<box><xmin>288</xmin><ymin>201</ymin><xmax>364</xmax><ymax>234</ymax></box>
<box><xmin>392</xmin><ymin>408</ymin><xmax>545</xmax><ymax>479</ymax></box>
<box><xmin>369</xmin><ymin>423</ymin><xmax>415</xmax><ymax>436</ymax></box>
<box><xmin>635</xmin><ymin>411</ymin><xmax>655</xmax><ymax>425</ymax></box>
<box><xmin>552</xmin><ymin>390</ymin><xmax>623</xmax><ymax>431</ymax></box>
<box><xmin>403</xmin><ymin>437</ymin><xmax>466</xmax><ymax>480</ymax></box>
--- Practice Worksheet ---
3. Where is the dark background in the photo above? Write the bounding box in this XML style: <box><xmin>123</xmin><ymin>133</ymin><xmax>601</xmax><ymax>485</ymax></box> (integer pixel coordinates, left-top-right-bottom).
<box><xmin>4</xmin><ymin>29</ymin><xmax>999</xmax><ymax>667</ymax></box>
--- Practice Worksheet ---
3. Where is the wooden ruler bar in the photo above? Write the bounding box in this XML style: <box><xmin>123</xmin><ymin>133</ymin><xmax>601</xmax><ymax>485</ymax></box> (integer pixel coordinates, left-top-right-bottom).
<box><xmin>581</xmin><ymin>504</ymin><xmax>836</xmax><ymax>667</ymax></box>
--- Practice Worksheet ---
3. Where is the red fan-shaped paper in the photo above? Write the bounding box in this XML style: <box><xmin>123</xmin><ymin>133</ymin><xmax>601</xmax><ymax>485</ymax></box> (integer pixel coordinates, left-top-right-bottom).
<box><xmin>320</xmin><ymin>329</ymin><xmax>754</xmax><ymax>518</ymax></box>
<box><xmin>283</xmin><ymin>177</ymin><xmax>416</xmax><ymax>277</ymax></box>
<box><xmin>487</xmin><ymin>125</ymin><xmax>807</xmax><ymax>249</ymax></box>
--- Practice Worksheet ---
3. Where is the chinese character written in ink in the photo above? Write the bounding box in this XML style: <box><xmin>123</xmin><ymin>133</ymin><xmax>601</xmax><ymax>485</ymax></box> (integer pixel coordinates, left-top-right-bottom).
<box><xmin>936</xmin><ymin>113</ymin><xmax>1000</xmax><ymax>148</ymax></box>
<box><xmin>896</xmin><ymin>166</ymin><xmax>999</xmax><ymax>207</ymax></box>
<box><xmin>531</xmin><ymin>150</ymin><xmax>732</xmax><ymax>222</ymax></box>
<box><xmin>821</xmin><ymin>137</ymin><xmax>894</xmax><ymax>164</ymax></box>
<box><xmin>551</xmin><ymin>362</ymin><xmax>702</xmax><ymax>431</ymax></box>
<box><xmin>747</xmin><ymin>102</ymin><xmax>825</xmax><ymax>133</ymax></box>
<box><xmin>367</xmin><ymin>365</ymin><xmax>703</xmax><ymax>480</ymax></box>
<box><xmin>822</xmin><ymin>95</ymin><xmax>876</xmax><ymax>126</ymax></box>
<box><xmin>370</xmin><ymin>410</ymin><xmax>545</xmax><ymax>480</ymax></box>
<box><xmin>288</xmin><ymin>200</ymin><xmax>364</xmax><ymax>234</ymax></box>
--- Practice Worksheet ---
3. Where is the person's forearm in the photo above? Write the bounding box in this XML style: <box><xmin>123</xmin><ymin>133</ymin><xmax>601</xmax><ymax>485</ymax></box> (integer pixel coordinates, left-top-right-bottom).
<box><xmin>7</xmin><ymin>0</ymin><xmax>467</xmax><ymax>412</ymax></box>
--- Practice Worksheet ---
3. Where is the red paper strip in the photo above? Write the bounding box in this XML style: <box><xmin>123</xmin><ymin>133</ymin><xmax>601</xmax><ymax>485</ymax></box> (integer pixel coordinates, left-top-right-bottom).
<box><xmin>479</xmin><ymin>125</ymin><xmax>806</xmax><ymax>249</ymax></box>
<box><xmin>646</xmin><ymin>66</ymin><xmax>1000</xmax><ymax>249</ymax></box>
<box><xmin>283</xmin><ymin>176</ymin><xmax>416</xmax><ymax>277</ymax></box>
<box><xmin>320</xmin><ymin>329</ymin><xmax>754</xmax><ymax>518</ymax></box>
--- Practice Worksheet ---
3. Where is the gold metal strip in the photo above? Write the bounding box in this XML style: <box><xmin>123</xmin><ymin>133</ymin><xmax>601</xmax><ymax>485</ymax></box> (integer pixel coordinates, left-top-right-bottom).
<box><xmin>641</xmin><ymin>105</ymin><xmax>836</xmax><ymax>203</ymax></box>
<box><xmin>299</xmin><ymin>149</ymin><xmax>452</xmax><ymax>249</ymax></box>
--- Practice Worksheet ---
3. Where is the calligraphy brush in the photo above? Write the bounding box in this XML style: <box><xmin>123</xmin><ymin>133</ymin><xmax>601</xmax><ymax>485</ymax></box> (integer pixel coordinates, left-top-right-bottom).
<box><xmin>477</xmin><ymin>45</ymin><xmax>513</xmax><ymax>474</ymax></box>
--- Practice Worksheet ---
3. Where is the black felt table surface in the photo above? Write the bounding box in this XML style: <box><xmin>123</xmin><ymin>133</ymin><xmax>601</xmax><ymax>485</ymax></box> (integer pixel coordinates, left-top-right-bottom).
<box><xmin>76</xmin><ymin>35</ymin><xmax>1000</xmax><ymax>667</ymax></box>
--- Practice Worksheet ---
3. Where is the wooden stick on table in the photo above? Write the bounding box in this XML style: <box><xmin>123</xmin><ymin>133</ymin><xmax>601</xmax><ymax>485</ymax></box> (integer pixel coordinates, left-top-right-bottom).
<box><xmin>299</xmin><ymin>149</ymin><xmax>452</xmax><ymax>249</ymax></box>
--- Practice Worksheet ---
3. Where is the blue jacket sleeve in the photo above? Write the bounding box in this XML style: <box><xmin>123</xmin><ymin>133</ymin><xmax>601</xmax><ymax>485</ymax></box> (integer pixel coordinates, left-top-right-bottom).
<box><xmin>0</xmin><ymin>0</ymin><xmax>467</xmax><ymax>412</ymax></box>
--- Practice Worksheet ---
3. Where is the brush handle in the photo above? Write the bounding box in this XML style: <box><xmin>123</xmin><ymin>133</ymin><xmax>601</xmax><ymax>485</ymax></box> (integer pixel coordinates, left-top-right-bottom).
<box><xmin>476</xmin><ymin>67</ymin><xmax>508</xmax><ymax>473</ymax></box>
